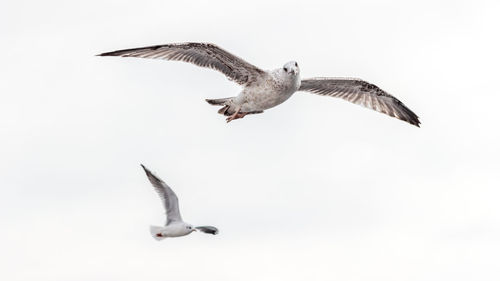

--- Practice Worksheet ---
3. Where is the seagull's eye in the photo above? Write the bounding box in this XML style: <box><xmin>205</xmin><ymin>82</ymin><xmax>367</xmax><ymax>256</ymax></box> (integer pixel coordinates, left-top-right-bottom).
<box><xmin>294</xmin><ymin>62</ymin><xmax>298</xmax><ymax>67</ymax></box>
<box><xmin>283</xmin><ymin>67</ymin><xmax>287</xmax><ymax>72</ymax></box>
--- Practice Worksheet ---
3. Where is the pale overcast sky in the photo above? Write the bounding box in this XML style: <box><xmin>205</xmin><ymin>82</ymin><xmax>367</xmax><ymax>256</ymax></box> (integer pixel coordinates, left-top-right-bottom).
<box><xmin>1</xmin><ymin>0</ymin><xmax>500</xmax><ymax>280</ymax></box>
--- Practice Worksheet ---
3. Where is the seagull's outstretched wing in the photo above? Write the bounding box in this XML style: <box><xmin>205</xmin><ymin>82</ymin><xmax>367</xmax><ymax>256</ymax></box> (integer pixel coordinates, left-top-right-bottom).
<box><xmin>299</xmin><ymin>78</ymin><xmax>420</xmax><ymax>127</ymax></box>
<box><xmin>98</xmin><ymin>42</ymin><xmax>266</xmax><ymax>86</ymax></box>
<box><xmin>195</xmin><ymin>226</ymin><xmax>219</xmax><ymax>235</ymax></box>
<box><xmin>141</xmin><ymin>164</ymin><xmax>182</xmax><ymax>225</ymax></box>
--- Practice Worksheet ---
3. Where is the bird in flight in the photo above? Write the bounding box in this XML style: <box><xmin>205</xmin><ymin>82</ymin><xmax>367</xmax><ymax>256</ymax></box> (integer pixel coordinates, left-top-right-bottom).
<box><xmin>98</xmin><ymin>43</ymin><xmax>420</xmax><ymax>126</ymax></box>
<box><xmin>141</xmin><ymin>164</ymin><xmax>218</xmax><ymax>240</ymax></box>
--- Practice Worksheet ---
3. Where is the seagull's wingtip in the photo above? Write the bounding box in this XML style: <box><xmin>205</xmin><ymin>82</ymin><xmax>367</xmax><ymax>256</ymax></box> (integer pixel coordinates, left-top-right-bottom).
<box><xmin>96</xmin><ymin>51</ymin><xmax>115</xmax><ymax>57</ymax></box>
<box><xmin>413</xmin><ymin>118</ymin><xmax>421</xmax><ymax>128</ymax></box>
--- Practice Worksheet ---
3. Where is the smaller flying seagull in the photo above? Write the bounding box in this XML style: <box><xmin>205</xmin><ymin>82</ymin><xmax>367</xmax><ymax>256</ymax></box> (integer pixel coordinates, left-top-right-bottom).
<box><xmin>99</xmin><ymin>43</ymin><xmax>420</xmax><ymax>126</ymax></box>
<box><xmin>141</xmin><ymin>164</ymin><xmax>218</xmax><ymax>240</ymax></box>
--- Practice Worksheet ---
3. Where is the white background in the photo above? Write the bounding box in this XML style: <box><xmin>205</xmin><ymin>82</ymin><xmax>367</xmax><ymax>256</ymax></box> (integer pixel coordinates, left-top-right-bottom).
<box><xmin>1</xmin><ymin>0</ymin><xmax>499</xmax><ymax>280</ymax></box>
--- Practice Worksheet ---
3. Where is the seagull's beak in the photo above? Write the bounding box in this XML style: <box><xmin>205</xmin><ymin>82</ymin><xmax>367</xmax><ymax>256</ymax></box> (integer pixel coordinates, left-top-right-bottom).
<box><xmin>193</xmin><ymin>228</ymin><xmax>198</xmax><ymax>232</ymax></box>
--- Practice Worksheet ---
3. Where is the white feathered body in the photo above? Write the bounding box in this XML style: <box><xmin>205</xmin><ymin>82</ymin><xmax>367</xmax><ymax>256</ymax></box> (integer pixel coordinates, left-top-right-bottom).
<box><xmin>234</xmin><ymin>67</ymin><xmax>301</xmax><ymax>112</ymax></box>
<box><xmin>150</xmin><ymin>222</ymin><xmax>195</xmax><ymax>240</ymax></box>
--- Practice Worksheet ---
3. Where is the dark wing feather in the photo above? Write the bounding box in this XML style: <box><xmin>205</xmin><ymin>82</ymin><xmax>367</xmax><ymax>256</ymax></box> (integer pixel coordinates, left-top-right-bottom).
<box><xmin>195</xmin><ymin>226</ymin><xmax>219</xmax><ymax>235</ymax></box>
<box><xmin>98</xmin><ymin>42</ymin><xmax>266</xmax><ymax>86</ymax></box>
<box><xmin>299</xmin><ymin>78</ymin><xmax>420</xmax><ymax>127</ymax></box>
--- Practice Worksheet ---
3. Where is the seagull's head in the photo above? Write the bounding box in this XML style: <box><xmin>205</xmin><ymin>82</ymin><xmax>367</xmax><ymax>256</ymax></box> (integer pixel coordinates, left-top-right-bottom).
<box><xmin>186</xmin><ymin>224</ymin><xmax>196</xmax><ymax>233</ymax></box>
<box><xmin>282</xmin><ymin>61</ymin><xmax>300</xmax><ymax>76</ymax></box>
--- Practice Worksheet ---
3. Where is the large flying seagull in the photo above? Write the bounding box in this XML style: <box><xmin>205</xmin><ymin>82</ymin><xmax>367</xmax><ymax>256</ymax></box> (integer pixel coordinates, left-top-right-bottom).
<box><xmin>99</xmin><ymin>43</ymin><xmax>420</xmax><ymax>126</ymax></box>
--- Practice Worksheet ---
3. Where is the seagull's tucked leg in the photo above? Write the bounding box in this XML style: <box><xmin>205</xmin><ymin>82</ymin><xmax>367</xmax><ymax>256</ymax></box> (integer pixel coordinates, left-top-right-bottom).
<box><xmin>234</xmin><ymin>112</ymin><xmax>248</xmax><ymax>119</ymax></box>
<box><xmin>206</xmin><ymin>98</ymin><xmax>259</xmax><ymax>122</ymax></box>
<box><xmin>226</xmin><ymin>105</ymin><xmax>246</xmax><ymax>122</ymax></box>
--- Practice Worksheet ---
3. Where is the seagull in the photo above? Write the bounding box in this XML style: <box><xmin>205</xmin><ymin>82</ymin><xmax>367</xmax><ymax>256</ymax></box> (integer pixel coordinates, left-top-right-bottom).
<box><xmin>98</xmin><ymin>42</ymin><xmax>420</xmax><ymax>126</ymax></box>
<box><xmin>141</xmin><ymin>164</ymin><xmax>218</xmax><ymax>240</ymax></box>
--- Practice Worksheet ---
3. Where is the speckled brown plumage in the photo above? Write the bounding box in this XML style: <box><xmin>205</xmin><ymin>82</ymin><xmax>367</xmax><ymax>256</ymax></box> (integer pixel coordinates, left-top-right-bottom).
<box><xmin>98</xmin><ymin>42</ymin><xmax>420</xmax><ymax>126</ymax></box>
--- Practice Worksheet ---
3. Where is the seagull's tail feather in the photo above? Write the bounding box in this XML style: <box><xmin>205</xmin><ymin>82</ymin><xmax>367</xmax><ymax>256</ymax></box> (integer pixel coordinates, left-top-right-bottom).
<box><xmin>206</xmin><ymin>97</ymin><xmax>263</xmax><ymax>117</ymax></box>
<box><xmin>150</xmin><ymin>225</ymin><xmax>167</xmax><ymax>241</ymax></box>
<box><xmin>206</xmin><ymin>98</ymin><xmax>234</xmax><ymax>116</ymax></box>
<box><xmin>205</xmin><ymin>97</ymin><xmax>231</xmax><ymax>106</ymax></box>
